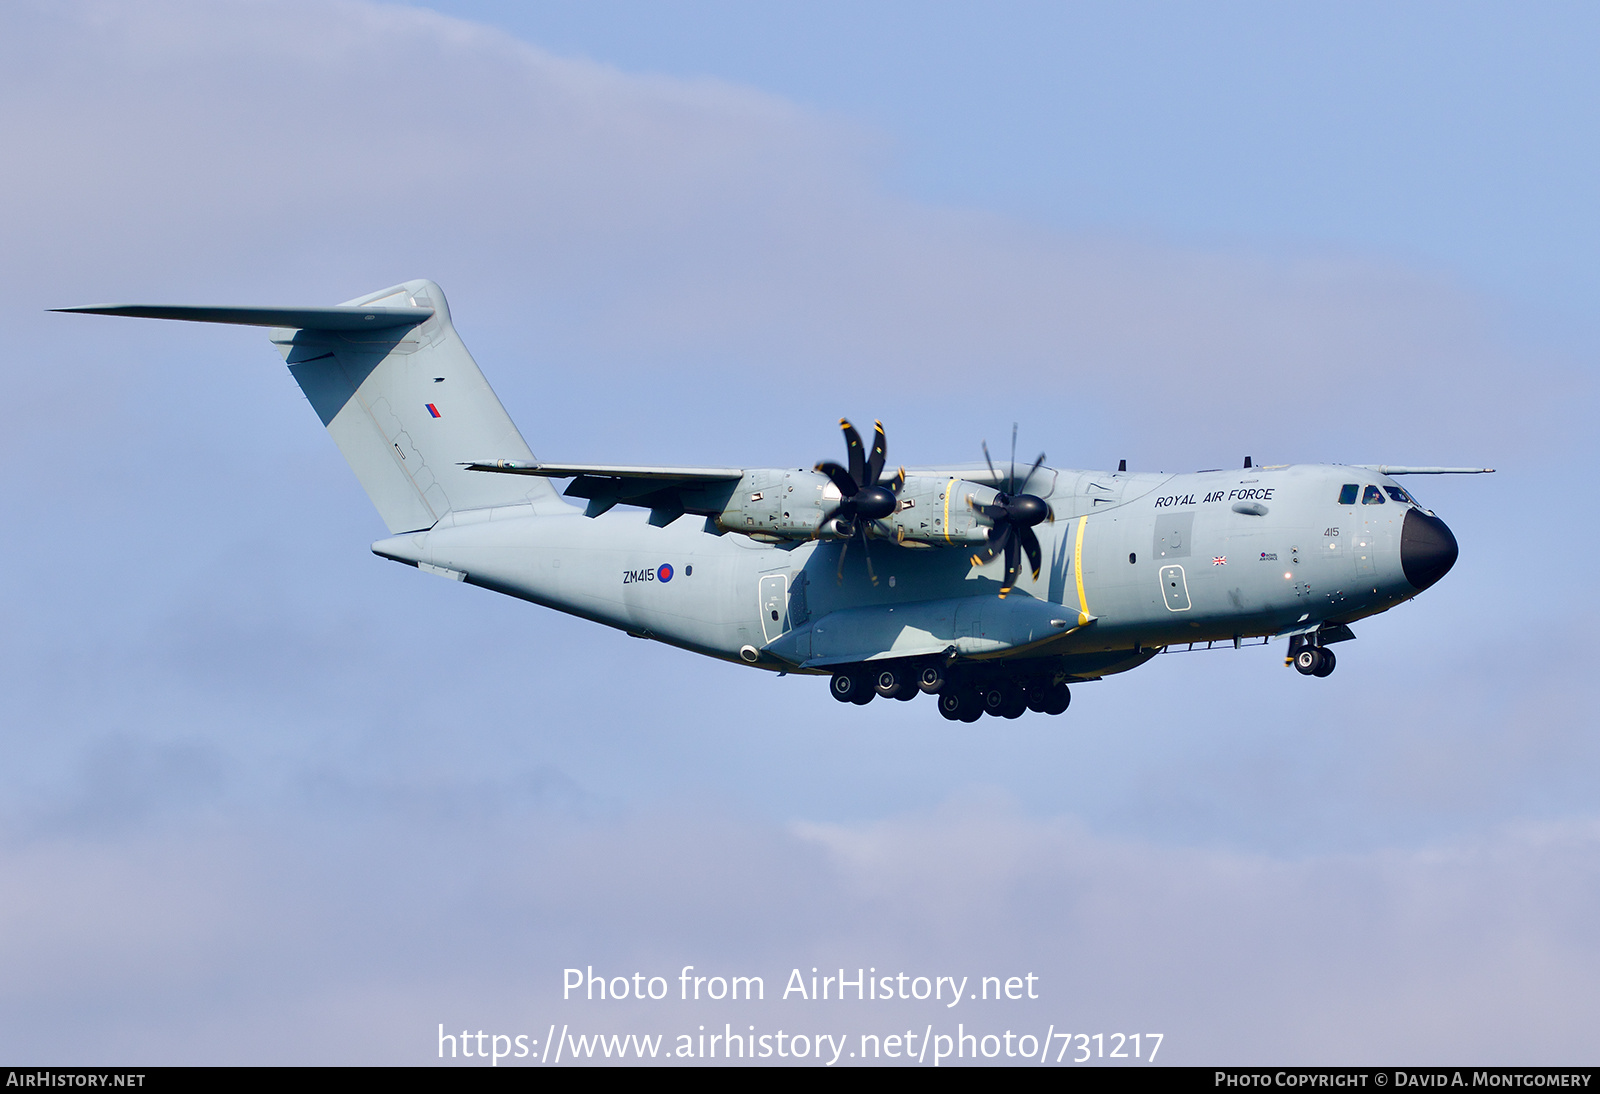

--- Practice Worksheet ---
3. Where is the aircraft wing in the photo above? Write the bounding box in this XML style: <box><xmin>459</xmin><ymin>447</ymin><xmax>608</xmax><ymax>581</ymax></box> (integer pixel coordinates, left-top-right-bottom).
<box><xmin>1350</xmin><ymin>465</ymin><xmax>1495</xmax><ymax>475</ymax></box>
<box><xmin>465</xmin><ymin>460</ymin><xmax>744</xmax><ymax>481</ymax></box>
<box><xmin>465</xmin><ymin>460</ymin><xmax>746</xmax><ymax>519</ymax></box>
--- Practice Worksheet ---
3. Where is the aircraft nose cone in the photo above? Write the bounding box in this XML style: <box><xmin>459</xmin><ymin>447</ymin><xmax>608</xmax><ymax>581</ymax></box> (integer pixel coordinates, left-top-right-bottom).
<box><xmin>1401</xmin><ymin>508</ymin><xmax>1459</xmax><ymax>591</ymax></box>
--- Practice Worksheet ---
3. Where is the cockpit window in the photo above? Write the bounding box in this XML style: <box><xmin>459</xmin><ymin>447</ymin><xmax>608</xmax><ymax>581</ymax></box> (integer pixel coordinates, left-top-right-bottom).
<box><xmin>1338</xmin><ymin>484</ymin><xmax>1359</xmax><ymax>505</ymax></box>
<box><xmin>1384</xmin><ymin>485</ymin><xmax>1414</xmax><ymax>505</ymax></box>
<box><xmin>1362</xmin><ymin>485</ymin><xmax>1386</xmax><ymax>505</ymax></box>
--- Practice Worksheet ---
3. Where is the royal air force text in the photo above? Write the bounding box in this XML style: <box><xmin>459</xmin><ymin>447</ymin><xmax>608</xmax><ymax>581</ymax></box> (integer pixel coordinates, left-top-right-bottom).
<box><xmin>1155</xmin><ymin>488</ymin><xmax>1276</xmax><ymax>509</ymax></box>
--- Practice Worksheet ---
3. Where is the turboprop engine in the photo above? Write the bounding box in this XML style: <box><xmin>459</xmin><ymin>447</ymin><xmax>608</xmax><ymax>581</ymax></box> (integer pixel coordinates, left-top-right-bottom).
<box><xmin>711</xmin><ymin>469</ymin><xmax>998</xmax><ymax>546</ymax></box>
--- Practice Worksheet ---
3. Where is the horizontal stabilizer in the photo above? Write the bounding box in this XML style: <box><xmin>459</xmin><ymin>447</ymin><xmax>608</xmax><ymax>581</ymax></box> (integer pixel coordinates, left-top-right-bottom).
<box><xmin>57</xmin><ymin>279</ymin><xmax>561</xmax><ymax>532</ymax></box>
<box><xmin>52</xmin><ymin>304</ymin><xmax>433</xmax><ymax>331</ymax></box>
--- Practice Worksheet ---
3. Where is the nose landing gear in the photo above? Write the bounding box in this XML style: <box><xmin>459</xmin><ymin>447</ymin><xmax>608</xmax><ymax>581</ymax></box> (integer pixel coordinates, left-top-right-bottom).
<box><xmin>1288</xmin><ymin>635</ymin><xmax>1337</xmax><ymax>677</ymax></box>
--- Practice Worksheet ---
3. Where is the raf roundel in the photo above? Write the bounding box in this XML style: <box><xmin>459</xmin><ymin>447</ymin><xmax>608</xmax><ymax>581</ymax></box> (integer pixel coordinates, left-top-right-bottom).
<box><xmin>657</xmin><ymin>563</ymin><xmax>673</xmax><ymax>583</ymax></box>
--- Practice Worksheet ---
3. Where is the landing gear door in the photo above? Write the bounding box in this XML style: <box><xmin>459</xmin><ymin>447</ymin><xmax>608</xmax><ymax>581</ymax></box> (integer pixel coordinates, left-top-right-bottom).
<box><xmin>759</xmin><ymin>573</ymin><xmax>789</xmax><ymax>643</ymax></box>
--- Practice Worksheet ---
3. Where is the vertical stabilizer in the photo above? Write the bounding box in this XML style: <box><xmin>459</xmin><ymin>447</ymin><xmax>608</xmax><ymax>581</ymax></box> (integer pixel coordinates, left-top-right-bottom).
<box><xmin>272</xmin><ymin>280</ymin><xmax>563</xmax><ymax>531</ymax></box>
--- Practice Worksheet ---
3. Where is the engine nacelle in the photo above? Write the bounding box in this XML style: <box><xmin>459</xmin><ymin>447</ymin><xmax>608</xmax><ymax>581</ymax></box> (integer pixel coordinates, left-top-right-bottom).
<box><xmin>878</xmin><ymin>476</ymin><xmax>997</xmax><ymax>546</ymax></box>
<box><xmin>713</xmin><ymin>471</ymin><xmax>998</xmax><ymax>546</ymax></box>
<box><xmin>713</xmin><ymin>469</ymin><xmax>834</xmax><ymax>538</ymax></box>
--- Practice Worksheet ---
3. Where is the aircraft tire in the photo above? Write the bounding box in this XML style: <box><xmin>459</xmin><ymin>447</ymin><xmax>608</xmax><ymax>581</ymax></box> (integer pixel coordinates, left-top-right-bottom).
<box><xmin>893</xmin><ymin>685</ymin><xmax>917</xmax><ymax>701</ymax></box>
<box><xmin>875</xmin><ymin>667</ymin><xmax>912</xmax><ymax>699</ymax></box>
<box><xmin>937</xmin><ymin>690</ymin><xmax>969</xmax><ymax>719</ymax></box>
<box><xmin>1025</xmin><ymin>681</ymin><xmax>1052</xmax><ymax>713</ymax></box>
<box><xmin>959</xmin><ymin>699</ymin><xmax>983</xmax><ymax>723</ymax></box>
<box><xmin>981</xmin><ymin>686</ymin><xmax>1013</xmax><ymax>718</ymax></box>
<box><xmin>1294</xmin><ymin>648</ymin><xmax>1321</xmax><ymax>675</ymax></box>
<box><xmin>1313</xmin><ymin>648</ymin><xmax>1337</xmax><ymax>677</ymax></box>
<box><xmin>1045</xmin><ymin>686</ymin><xmax>1071</xmax><ymax>715</ymax></box>
<box><xmin>850</xmin><ymin>678</ymin><xmax>875</xmax><ymax>705</ymax></box>
<box><xmin>917</xmin><ymin>665</ymin><xmax>947</xmax><ymax>694</ymax></box>
<box><xmin>830</xmin><ymin>672</ymin><xmax>864</xmax><ymax>703</ymax></box>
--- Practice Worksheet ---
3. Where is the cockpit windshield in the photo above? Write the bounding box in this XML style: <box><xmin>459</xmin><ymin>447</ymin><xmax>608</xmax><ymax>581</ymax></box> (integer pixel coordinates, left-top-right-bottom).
<box><xmin>1362</xmin><ymin>485</ymin><xmax>1385</xmax><ymax>505</ymax></box>
<box><xmin>1384</xmin><ymin>485</ymin><xmax>1416</xmax><ymax>505</ymax></box>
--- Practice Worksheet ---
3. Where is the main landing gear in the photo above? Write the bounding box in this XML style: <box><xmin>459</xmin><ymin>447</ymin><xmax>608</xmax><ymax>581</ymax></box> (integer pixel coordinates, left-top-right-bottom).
<box><xmin>829</xmin><ymin>664</ymin><xmax>1071</xmax><ymax>721</ymax></box>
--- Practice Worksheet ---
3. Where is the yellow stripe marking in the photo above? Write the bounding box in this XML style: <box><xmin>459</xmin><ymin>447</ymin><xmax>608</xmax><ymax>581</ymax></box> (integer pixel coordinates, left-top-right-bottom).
<box><xmin>943</xmin><ymin>477</ymin><xmax>957</xmax><ymax>544</ymax></box>
<box><xmin>1073</xmin><ymin>515</ymin><xmax>1090</xmax><ymax>626</ymax></box>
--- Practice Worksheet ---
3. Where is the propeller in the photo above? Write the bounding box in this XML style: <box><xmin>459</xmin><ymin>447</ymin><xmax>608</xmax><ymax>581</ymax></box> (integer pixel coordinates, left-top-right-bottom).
<box><xmin>815</xmin><ymin>419</ymin><xmax>906</xmax><ymax>584</ymax></box>
<box><xmin>970</xmin><ymin>424</ymin><xmax>1053</xmax><ymax>598</ymax></box>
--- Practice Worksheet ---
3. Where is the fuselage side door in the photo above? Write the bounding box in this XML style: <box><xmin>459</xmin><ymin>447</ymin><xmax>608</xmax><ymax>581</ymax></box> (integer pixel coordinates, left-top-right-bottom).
<box><xmin>759</xmin><ymin>572</ymin><xmax>789</xmax><ymax>643</ymax></box>
<box><xmin>1159</xmin><ymin>564</ymin><xmax>1192</xmax><ymax>611</ymax></box>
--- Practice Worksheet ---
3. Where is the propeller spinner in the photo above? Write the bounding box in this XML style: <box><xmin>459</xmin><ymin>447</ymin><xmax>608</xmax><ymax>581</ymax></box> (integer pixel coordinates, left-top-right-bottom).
<box><xmin>816</xmin><ymin>419</ymin><xmax>905</xmax><ymax>584</ymax></box>
<box><xmin>970</xmin><ymin>425</ymin><xmax>1053</xmax><ymax>598</ymax></box>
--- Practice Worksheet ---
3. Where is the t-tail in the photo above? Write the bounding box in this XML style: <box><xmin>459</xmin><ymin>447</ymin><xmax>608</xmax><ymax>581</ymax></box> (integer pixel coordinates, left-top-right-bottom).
<box><xmin>56</xmin><ymin>279</ymin><xmax>564</xmax><ymax>532</ymax></box>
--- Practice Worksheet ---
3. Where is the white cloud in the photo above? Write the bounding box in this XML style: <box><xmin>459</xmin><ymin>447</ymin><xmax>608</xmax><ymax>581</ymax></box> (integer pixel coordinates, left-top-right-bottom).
<box><xmin>1</xmin><ymin>0</ymin><xmax>1576</xmax><ymax>468</ymax></box>
<box><xmin>3</xmin><ymin>795</ymin><xmax>1599</xmax><ymax>1062</ymax></box>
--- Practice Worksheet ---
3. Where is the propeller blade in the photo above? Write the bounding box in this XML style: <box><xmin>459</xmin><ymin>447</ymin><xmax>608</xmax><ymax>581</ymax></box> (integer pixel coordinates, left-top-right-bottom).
<box><xmin>835</xmin><ymin>533</ymin><xmax>850</xmax><ymax>583</ymax></box>
<box><xmin>815</xmin><ymin>461</ymin><xmax>859</xmax><ymax>497</ymax></box>
<box><xmin>1021</xmin><ymin>451</ymin><xmax>1046</xmax><ymax>494</ymax></box>
<box><xmin>865</xmin><ymin>420</ymin><xmax>888</xmax><ymax>485</ymax></box>
<box><xmin>1019</xmin><ymin>525</ymin><xmax>1043</xmax><ymax>581</ymax></box>
<box><xmin>968</xmin><ymin>525</ymin><xmax>1010</xmax><ymax>568</ymax></box>
<box><xmin>981</xmin><ymin>440</ymin><xmax>999</xmax><ymax>487</ymax></box>
<box><xmin>858</xmin><ymin>527</ymin><xmax>879</xmax><ymax>586</ymax></box>
<box><xmin>1000</xmin><ymin>533</ymin><xmax>1022</xmax><ymax>597</ymax></box>
<box><xmin>1009</xmin><ymin>422</ymin><xmax>1018</xmax><ymax>495</ymax></box>
<box><xmin>887</xmin><ymin>467</ymin><xmax>906</xmax><ymax>495</ymax></box>
<box><xmin>840</xmin><ymin>419</ymin><xmax>866</xmax><ymax>486</ymax></box>
<box><xmin>975</xmin><ymin>502</ymin><xmax>1008</xmax><ymax>523</ymax></box>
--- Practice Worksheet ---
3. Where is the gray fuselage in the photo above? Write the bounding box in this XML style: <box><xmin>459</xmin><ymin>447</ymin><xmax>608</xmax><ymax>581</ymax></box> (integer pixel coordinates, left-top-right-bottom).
<box><xmin>373</xmin><ymin>461</ymin><xmax>1452</xmax><ymax>682</ymax></box>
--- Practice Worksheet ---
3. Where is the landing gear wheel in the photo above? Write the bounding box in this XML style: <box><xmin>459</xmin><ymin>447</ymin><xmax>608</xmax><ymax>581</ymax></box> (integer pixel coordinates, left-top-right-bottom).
<box><xmin>981</xmin><ymin>686</ymin><xmax>1008</xmax><ymax>717</ymax></box>
<box><xmin>1312</xmin><ymin>648</ymin><xmax>1336</xmax><ymax>677</ymax></box>
<box><xmin>1026</xmin><ymin>681</ymin><xmax>1052</xmax><ymax>714</ymax></box>
<box><xmin>874</xmin><ymin>668</ymin><xmax>906</xmax><ymax>700</ymax></box>
<box><xmin>938</xmin><ymin>689</ymin><xmax>977</xmax><ymax>721</ymax></box>
<box><xmin>1044</xmin><ymin>685</ymin><xmax>1071</xmax><ymax>716</ymax></box>
<box><xmin>917</xmin><ymin>665</ymin><xmax>947</xmax><ymax>694</ymax></box>
<box><xmin>1293</xmin><ymin>648</ymin><xmax>1320</xmax><ymax>676</ymax></box>
<box><xmin>831</xmin><ymin>672</ymin><xmax>874</xmax><ymax>703</ymax></box>
<box><xmin>1001</xmin><ymin>688</ymin><xmax>1028</xmax><ymax>719</ymax></box>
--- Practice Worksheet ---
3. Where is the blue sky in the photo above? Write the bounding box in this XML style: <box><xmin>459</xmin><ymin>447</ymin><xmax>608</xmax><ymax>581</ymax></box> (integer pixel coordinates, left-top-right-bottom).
<box><xmin>1</xmin><ymin>0</ymin><xmax>1596</xmax><ymax>1064</ymax></box>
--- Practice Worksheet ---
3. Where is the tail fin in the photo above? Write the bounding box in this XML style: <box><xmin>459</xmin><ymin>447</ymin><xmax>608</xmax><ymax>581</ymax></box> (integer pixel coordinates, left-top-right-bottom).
<box><xmin>61</xmin><ymin>279</ymin><xmax>564</xmax><ymax>532</ymax></box>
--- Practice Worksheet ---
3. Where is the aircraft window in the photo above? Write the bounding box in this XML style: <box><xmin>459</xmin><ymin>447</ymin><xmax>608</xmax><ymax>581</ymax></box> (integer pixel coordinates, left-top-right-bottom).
<box><xmin>1384</xmin><ymin>486</ymin><xmax>1412</xmax><ymax>504</ymax></box>
<box><xmin>1338</xmin><ymin>484</ymin><xmax>1359</xmax><ymax>505</ymax></box>
<box><xmin>1362</xmin><ymin>485</ymin><xmax>1385</xmax><ymax>505</ymax></box>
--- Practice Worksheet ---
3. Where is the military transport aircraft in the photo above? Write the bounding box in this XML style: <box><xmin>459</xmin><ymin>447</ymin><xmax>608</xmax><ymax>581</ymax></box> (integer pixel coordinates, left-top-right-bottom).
<box><xmin>59</xmin><ymin>280</ymin><xmax>1488</xmax><ymax>722</ymax></box>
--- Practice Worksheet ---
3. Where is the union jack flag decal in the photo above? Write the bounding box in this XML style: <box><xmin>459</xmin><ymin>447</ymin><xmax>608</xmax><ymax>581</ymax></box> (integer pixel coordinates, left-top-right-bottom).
<box><xmin>1212</xmin><ymin>556</ymin><xmax>1227</xmax><ymax>565</ymax></box>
